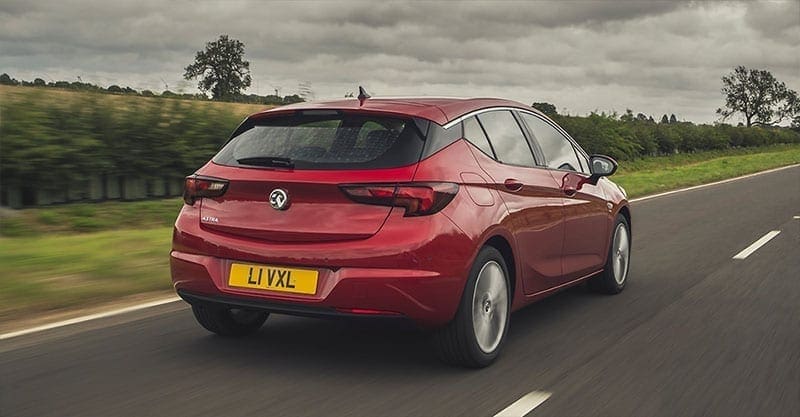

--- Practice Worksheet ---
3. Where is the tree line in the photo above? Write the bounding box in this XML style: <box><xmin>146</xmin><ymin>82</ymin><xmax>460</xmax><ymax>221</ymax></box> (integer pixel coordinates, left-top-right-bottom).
<box><xmin>533</xmin><ymin>105</ymin><xmax>799</xmax><ymax>161</ymax></box>
<box><xmin>530</xmin><ymin>64</ymin><xmax>799</xmax><ymax>161</ymax></box>
<box><xmin>0</xmin><ymin>72</ymin><xmax>304</xmax><ymax>106</ymax></box>
<box><xmin>1</xmin><ymin>82</ymin><xmax>798</xmax><ymax>207</ymax></box>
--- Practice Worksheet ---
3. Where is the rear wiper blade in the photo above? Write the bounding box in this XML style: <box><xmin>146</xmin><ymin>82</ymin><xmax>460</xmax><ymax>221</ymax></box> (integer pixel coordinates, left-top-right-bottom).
<box><xmin>236</xmin><ymin>156</ymin><xmax>294</xmax><ymax>168</ymax></box>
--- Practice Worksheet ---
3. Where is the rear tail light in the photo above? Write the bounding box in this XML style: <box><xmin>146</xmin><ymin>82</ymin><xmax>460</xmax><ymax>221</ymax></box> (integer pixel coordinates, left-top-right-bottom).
<box><xmin>340</xmin><ymin>182</ymin><xmax>459</xmax><ymax>216</ymax></box>
<box><xmin>183</xmin><ymin>175</ymin><xmax>229</xmax><ymax>205</ymax></box>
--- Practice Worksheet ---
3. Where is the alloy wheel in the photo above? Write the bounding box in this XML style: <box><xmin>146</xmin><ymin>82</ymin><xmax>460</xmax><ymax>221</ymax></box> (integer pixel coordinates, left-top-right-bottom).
<box><xmin>611</xmin><ymin>223</ymin><xmax>630</xmax><ymax>285</ymax></box>
<box><xmin>471</xmin><ymin>260</ymin><xmax>509</xmax><ymax>353</ymax></box>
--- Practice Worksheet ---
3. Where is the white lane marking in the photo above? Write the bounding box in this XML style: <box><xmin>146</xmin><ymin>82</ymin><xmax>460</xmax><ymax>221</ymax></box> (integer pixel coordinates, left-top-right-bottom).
<box><xmin>494</xmin><ymin>391</ymin><xmax>551</xmax><ymax>417</ymax></box>
<box><xmin>732</xmin><ymin>231</ymin><xmax>781</xmax><ymax>260</ymax></box>
<box><xmin>0</xmin><ymin>296</ymin><xmax>181</xmax><ymax>340</ymax></box>
<box><xmin>793</xmin><ymin>216</ymin><xmax>800</xmax><ymax>220</ymax></box>
<box><xmin>629</xmin><ymin>163</ymin><xmax>799</xmax><ymax>203</ymax></box>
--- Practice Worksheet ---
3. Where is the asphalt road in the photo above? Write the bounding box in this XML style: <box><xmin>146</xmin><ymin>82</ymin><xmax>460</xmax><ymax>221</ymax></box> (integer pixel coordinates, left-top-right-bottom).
<box><xmin>2</xmin><ymin>166</ymin><xmax>799</xmax><ymax>417</ymax></box>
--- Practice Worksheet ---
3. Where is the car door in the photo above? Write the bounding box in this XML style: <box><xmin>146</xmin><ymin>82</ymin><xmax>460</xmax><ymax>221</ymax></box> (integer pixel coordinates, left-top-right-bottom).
<box><xmin>463</xmin><ymin>111</ymin><xmax>565</xmax><ymax>295</ymax></box>
<box><xmin>517</xmin><ymin>112</ymin><xmax>610</xmax><ymax>281</ymax></box>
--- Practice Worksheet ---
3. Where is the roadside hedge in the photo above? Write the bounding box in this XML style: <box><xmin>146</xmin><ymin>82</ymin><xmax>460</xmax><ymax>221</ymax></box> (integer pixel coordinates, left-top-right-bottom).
<box><xmin>553</xmin><ymin>113</ymin><xmax>800</xmax><ymax>161</ymax></box>
<box><xmin>1</xmin><ymin>86</ymin><xmax>265</xmax><ymax>206</ymax></box>
<box><xmin>1</xmin><ymin>85</ymin><xmax>798</xmax><ymax>207</ymax></box>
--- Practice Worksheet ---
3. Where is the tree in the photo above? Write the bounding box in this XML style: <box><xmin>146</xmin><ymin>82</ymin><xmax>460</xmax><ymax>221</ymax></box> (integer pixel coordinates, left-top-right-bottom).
<box><xmin>660</xmin><ymin>114</ymin><xmax>669</xmax><ymax>124</ymax></box>
<box><xmin>0</xmin><ymin>73</ymin><xmax>18</xmax><ymax>85</ymax></box>
<box><xmin>33</xmin><ymin>78</ymin><xmax>46</xmax><ymax>86</ymax></box>
<box><xmin>669</xmin><ymin>114</ymin><xmax>677</xmax><ymax>124</ymax></box>
<box><xmin>184</xmin><ymin>35</ymin><xmax>251</xmax><ymax>100</ymax></box>
<box><xmin>532</xmin><ymin>102</ymin><xmax>558</xmax><ymax>116</ymax></box>
<box><xmin>717</xmin><ymin>66</ymin><xmax>799</xmax><ymax>127</ymax></box>
<box><xmin>282</xmin><ymin>94</ymin><xmax>304</xmax><ymax>104</ymax></box>
<box><xmin>620</xmin><ymin>109</ymin><xmax>635</xmax><ymax>122</ymax></box>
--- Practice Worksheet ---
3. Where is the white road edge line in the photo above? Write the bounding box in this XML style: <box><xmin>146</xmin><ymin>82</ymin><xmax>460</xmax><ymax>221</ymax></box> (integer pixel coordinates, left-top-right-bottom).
<box><xmin>0</xmin><ymin>296</ymin><xmax>181</xmax><ymax>340</ymax></box>
<box><xmin>4</xmin><ymin>164</ymin><xmax>797</xmax><ymax>341</ymax></box>
<box><xmin>494</xmin><ymin>391</ymin><xmax>552</xmax><ymax>417</ymax></box>
<box><xmin>629</xmin><ymin>163</ymin><xmax>799</xmax><ymax>203</ymax></box>
<box><xmin>732</xmin><ymin>231</ymin><xmax>781</xmax><ymax>260</ymax></box>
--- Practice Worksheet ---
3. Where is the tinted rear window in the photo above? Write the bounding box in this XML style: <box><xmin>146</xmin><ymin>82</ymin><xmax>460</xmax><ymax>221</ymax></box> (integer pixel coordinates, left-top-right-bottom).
<box><xmin>213</xmin><ymin>114</ymin><xmax>425</xmax><ymax>170</ymax></box>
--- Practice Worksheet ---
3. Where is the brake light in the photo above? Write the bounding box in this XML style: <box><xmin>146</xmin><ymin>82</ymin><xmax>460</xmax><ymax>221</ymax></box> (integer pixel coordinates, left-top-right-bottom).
<box><xmin>183</xmin><ymin>175</ymin><xmax>229</xmax><ymax>205</ymax></box>
<box><xmin>340</xmin><ymin>182</ymin><xmax>459</xmax><ymax>216</ymax></box>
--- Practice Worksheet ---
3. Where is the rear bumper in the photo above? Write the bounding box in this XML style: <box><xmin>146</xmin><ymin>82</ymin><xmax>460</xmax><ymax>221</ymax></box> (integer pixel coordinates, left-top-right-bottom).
<box><xmin>170</xmin><ymin>207</ymin><xmax>476</xmax><ymax>327</ymax></box>
<box><xmin>177</xmin><ymin>290</ymin><xmax>409</xmax><ymax>322</ymax></box>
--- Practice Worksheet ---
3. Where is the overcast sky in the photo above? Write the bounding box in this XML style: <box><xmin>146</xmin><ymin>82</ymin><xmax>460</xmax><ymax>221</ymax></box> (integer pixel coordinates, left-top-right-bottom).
<box><xmin>1</xmin><ymin>0</ymin><xmax>798</xmax><ymax>123</ymax></box>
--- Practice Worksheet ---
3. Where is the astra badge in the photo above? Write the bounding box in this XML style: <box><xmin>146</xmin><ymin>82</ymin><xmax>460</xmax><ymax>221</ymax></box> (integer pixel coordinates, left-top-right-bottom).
<box><xmin>269</xmin><ymin>189</ymin><xmax>289</xmax><ymax>210</ymax></box>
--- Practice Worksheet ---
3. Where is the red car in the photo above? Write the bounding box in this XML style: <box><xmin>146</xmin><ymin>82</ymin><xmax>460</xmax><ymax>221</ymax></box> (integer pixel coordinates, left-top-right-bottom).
<box><xmin>171</xmin><ymin>91</ymin><xmax>631</xmax><ymax>367</ymax></box>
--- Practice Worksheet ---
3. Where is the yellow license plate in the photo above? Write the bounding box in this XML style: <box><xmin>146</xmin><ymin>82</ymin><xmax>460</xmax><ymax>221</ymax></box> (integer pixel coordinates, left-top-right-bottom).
<box><xmin>228</xmin><ymin>263</ymin><xmax>318</xmax><ymax>295</ymax></box>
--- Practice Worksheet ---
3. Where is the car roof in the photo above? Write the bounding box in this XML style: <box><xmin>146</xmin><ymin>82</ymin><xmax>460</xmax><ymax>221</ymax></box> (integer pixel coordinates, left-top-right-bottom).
<box><xmin>251</xmin><ymin>97</ymin><xmax>543</xmax><ymax>126</ymax></box>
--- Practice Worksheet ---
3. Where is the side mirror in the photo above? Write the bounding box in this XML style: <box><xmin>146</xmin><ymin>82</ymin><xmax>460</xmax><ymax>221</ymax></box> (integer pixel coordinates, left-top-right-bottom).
<box><xmin>589</xmin><ymin>155</ymin><xmax>618</xmax><ymax>181</ymax></box>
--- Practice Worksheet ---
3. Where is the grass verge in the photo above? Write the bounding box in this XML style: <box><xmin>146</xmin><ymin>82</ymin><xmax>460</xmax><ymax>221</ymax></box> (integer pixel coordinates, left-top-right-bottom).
<box><xmin>614</xmin><ymin>144</ymin><xmax>800</xmax><ymax>197</ymax></box>
<box><xmin>0</xmin><ymin>228</ymin><xmax>172</xmax><ymax>322</ymax></box>
<box><xmin>0</xmin><ymin>144</ymin><xmax>798</xmax><ymax>325</ymax></box>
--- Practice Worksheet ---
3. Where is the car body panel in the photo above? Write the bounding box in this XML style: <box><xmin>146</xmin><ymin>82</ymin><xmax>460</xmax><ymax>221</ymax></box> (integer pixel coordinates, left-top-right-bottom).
<box><xmin>197</xmin><ymin>162</ymin><xmax>416</xmax><ymax>242</ymax></box>
<box><xmin>552</xmin><ymin>169</ymin><xmax>613</xmax><ymax>280</ymax></box>
<box><xmin>464</xmin><ymin>142</ymin><xmax>566</xmax><ymax>295</ymax></box>
<box><xmin>172</xmin><ymin>201</ymin><xmax>471</xmax><ymax>327</ymax></box>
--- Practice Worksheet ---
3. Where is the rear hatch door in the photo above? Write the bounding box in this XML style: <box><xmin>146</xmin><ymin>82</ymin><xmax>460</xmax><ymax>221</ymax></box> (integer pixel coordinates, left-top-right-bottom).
<box><xmin>196</xmin><ymin>111</ymin><xmax>426</xmax><ymax>242</ymax></box>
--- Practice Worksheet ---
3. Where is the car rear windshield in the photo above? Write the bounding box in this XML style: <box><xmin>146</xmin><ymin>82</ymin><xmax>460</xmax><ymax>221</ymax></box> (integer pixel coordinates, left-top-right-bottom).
<box><xmin>213</xmin><ymin>113</ymin><xmax>426</xmax><ymax>170</ymax></box>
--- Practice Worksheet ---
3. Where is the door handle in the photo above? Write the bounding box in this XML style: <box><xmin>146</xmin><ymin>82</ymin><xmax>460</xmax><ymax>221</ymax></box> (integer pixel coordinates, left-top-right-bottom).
<box><xmin>504</xmin><ymin>179</ymin><xmax>523</xmax><ymax>192</ymax></box>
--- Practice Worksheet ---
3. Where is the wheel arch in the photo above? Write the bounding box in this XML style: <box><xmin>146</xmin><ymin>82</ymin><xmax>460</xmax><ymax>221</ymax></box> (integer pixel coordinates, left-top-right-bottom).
<box><xmin>617</xmin><ymin>204</ymin><xmax>632</xmax><ymax>238</ymax></box>
<box><xmin>482</xmin><ymin>234</ymin><xmax>517</xmax><ymax>302</ymax></box>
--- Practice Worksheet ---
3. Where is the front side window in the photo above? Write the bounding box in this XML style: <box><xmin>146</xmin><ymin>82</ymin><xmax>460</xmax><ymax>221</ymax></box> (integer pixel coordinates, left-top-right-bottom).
<box><xmin>573</xmin><ymin>146</ymin><xmax>590</xmax><ymax>174</ymax></box>
<box><xmin>476</xmin><ymin>111</ymin><xmax>536</xmax><ymax>167</ymax></box>
<box><xmin>519</xmin><ymin>113</ymin><xmax>581</xmax><ymax>172</ymax></box>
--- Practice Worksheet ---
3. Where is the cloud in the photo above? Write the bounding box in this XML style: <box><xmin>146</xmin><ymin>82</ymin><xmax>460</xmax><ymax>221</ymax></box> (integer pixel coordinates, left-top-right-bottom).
<box><xmin>744</xmin><ymin>0</ymin><xmax>800</xmax><ymax>41</ymax></box>
<box><xmin>1</xmin><ymin>0</ymin><xmax>798</xmax><ymax>123</ymax></box>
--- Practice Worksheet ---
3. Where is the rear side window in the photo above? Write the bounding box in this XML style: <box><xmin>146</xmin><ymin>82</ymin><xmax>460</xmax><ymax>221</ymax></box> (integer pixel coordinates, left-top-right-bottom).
<box><xmin>519</xmin><ymin>113</ymin><xmax>581</xmax><ymax>172</ymax></box>
<box><xmin>463</xmin><ymin>117</ymin><xmax>495</xmax><ymax>158</ymax></box>
<box><xmin>213</xmin><ymin>114</ymin><xmax>424</xmax><ymax>170</ymax></box>
<box><xmin>476</xmin><ymin>111</ymin><xmax>536</xmax><ymax>167</ymax></box>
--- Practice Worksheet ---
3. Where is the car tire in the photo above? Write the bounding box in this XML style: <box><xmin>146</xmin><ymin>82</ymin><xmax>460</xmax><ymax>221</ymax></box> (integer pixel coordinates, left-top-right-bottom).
<box><xmin>191</xmin><ymin>304</ymin><xmax>269</xmax><ymax>337</ymax></box>
<box><xmin>433</xmin><ymin>246</ymin><xmax>511</xmax><ymax>368</ymax></box>
<box><xmin>588</xmin><ymin>214</ymin><xmax>631</xmax><ymax>294</ymax></box>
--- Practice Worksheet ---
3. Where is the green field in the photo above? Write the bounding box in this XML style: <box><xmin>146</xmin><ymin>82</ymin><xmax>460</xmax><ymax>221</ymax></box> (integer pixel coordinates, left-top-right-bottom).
<box><xmin>1</xmin><ymin>144</ymin><xmax>798</xmax><ymax>323</ymax></box>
